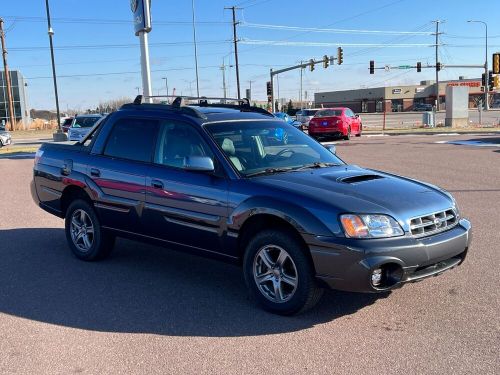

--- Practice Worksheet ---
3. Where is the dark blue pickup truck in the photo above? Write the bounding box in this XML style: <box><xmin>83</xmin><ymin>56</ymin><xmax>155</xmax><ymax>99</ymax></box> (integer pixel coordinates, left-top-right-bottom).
<box><xmin>31</xmin><ymin>97</ymin><xmax>472</xmax><ymax>315</ymax></box>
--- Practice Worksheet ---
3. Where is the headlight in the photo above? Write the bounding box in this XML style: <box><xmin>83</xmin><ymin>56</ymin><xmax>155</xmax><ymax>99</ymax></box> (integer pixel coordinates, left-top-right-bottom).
<box><xmin>340</xmin><ymin>214</ymin><xmax>404</xmax><ymax>238</ymax></box>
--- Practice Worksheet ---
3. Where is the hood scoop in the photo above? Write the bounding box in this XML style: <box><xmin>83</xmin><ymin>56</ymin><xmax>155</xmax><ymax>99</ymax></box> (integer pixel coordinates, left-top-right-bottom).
<box><xmin>339</xmin><ymin>174</ymin><xmax>384</xmax><ymax>184</ymax></box>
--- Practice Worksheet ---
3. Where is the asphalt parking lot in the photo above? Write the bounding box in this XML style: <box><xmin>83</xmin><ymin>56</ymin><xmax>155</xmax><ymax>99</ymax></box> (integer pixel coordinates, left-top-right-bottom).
<box><xmin>0</xmin><ymin>133</ymin><xmax>499</xmax><ymax>374</ymax></box>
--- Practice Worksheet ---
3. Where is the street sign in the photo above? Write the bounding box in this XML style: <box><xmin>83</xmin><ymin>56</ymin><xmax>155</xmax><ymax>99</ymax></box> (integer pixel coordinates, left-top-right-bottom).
<box><xmin>384</xmin><ymin>65</ymin><xmax>390</xmax><ymax>72</ymax></box>
<box><xmin>398</xmin><ymin>65</ymin><xmax>412</xmax><ymax>69</ymax></box>
<box><xmin>131</xmin><ymin>0</ymin><xmax>152</xmax><ymax>36</ymax></box>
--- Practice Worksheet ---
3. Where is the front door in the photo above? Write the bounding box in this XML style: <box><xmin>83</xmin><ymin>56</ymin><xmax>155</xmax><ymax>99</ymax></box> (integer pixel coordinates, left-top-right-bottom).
<box><xmin>144</xmin><ymin>119</ymin><xmax>229</xmax><ymax>254</ymax></box>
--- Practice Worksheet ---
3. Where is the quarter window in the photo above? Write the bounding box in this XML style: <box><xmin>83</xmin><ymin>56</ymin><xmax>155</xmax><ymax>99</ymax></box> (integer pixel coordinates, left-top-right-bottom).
<box><xmin>104</xmin><ymin>118</ymin><xmax>158</xmax><ymax>162</ymax></box>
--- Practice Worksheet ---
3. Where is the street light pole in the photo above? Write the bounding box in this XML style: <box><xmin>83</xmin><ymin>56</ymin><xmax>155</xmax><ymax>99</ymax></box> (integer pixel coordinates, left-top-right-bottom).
<box><xmin>468</xmin><ymin>20</ymin><xmax>488</xmax><ymax>110</ymax></box>
<box><xmin>191</xmin><ymin>0</ymin><xmax>200</xmax><ymax>97</ymax></box>
<box><xmin>44</xmin><ymin>0</ymin><xmax>62</xmax><ymax>136</ymax></box>
<box><xmin>162</xmin><ymin>77</ymin><xmax>169</xmax><ymax>102</ymax></box>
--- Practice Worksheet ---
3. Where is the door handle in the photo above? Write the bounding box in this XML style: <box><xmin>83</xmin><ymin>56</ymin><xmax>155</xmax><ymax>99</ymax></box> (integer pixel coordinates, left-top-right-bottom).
<box><xmin>90</xmin><ymin>168</ymin><xmax>100</xmax><ymax>177</ymax></box>
<box><xmin>151</xmin><ymin>179</ymin><xmax>164</xmax><ymax>189</ymax></box>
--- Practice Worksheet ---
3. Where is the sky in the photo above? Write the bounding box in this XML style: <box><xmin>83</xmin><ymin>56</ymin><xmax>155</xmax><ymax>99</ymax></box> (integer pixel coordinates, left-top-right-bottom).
<box><xmin>2</xmin><ymin>0</ymin><xmax>500</xmax><ymax>111</ymax></box>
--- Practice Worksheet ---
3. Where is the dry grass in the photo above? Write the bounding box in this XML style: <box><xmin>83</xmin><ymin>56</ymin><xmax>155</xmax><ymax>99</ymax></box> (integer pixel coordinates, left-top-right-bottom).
<box><xmin>0</xmin><ymin>146</ymin><xmax>39</xmax><ymax>155</ymax></box>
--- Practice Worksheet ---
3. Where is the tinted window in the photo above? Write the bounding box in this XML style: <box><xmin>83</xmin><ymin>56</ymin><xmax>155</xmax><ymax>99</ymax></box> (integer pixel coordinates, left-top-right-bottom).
<box><xmin>304</xmin><ymin>110</ymin><xmax>319</xmax><ymax>116</ymax></box>
<box><xmin>104</xmin><ymin>118</ymin><xmax>158</xmax><ymax>162</ymax></box>
<box><xmin>154</xmin><ymin>120</ymin><xmax>213</xmax><ymax>168</ymax></box>
<box><xmin>316</xmin><ymin>109</ymin><xmax>342</xmax><ymax>117</ymax></box>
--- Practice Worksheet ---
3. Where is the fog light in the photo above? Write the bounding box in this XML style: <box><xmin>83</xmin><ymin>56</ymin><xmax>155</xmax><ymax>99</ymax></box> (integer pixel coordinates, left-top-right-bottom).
<box><xmin>371</xmin><ymin>268</ymin><xmax>383</xmax><ymax>287</ymax></box>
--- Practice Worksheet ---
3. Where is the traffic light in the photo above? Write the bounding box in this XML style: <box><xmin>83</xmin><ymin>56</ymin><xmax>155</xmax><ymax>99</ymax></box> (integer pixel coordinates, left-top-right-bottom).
<box><xmin>266</xmin><ymin>81</ymin><xmax>272</xmax><ymax>102</ymax></box>
<box><xmin>337</xmin><ymin>47</ymin><xmax>343</xmax><ymax>65</ymax></box>
<box><xmin>488</xmin><ymin>71</ymin><xmax>494</xmax><ymax>91</ymax></box>
<box><xmin>323</xmin><ymin>55</ymin><xmax>329</xmax><ymax>69</ymax></box>
<box><xmin>309</xmin><ymin>59</ymin><xmax>315</xmax><ymax>72</ymax></box>
<box><xmin>436</xmin><ymin>62</ymin><xmax>441</xmax><ymax>72</ymax></box>
<box><xmin>493</xmin><ymin>53</ymin><xmax>500</xmax><ymax>74</ymax></box>
<box><xmin>369</xmin><ymin>60</ymin><xmax>375</xmax><ymax>74</ymax></box>
<box><xmin>416</xmin><ymin>62</ymin><xmax>421</xmax><ymax>73</ymax></box>
<box><xmin>494</xmin><ymin>75</ymin><xmax>500</xmax><ymax>89</ymax></box>
<box><xmin>482</xmin><ymin>73</ymin><xmax>486</xmax><ymax>86</ymax></box>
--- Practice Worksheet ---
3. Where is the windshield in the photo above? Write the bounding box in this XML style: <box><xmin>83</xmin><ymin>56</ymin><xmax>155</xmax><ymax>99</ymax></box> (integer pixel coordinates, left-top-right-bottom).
<box><xmin>72</xmin><ymin>116</ymin><xmax>101</xmax><ymax>128</ymax></box>
<box><xmin>303</xmin><ymin>110</ymin><xmax>319</xmax><ymax>116</ymax></box>
<box><xmin>315</xmin><ymin>109</ymin><xmax>342</xmax><ymax>117</ymax></box>
<box><xmin>205</xmin><ymin>120</ymin><xmax>344</xmax><ymax>176</ymax></box>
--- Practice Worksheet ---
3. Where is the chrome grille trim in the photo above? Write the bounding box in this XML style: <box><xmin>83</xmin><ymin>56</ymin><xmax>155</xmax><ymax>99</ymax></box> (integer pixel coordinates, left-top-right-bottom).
<box><xmin>409</xmin><ymin>208</ymin><xmax>458</xmax><ymax>237</ymax></box>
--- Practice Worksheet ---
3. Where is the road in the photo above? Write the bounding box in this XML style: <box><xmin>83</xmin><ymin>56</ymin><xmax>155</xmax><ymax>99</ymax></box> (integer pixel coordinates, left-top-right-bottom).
<box><xmin>0</xmin><ymin>133</ymin><xmax>499</xmax><ymax>374</ymax></box>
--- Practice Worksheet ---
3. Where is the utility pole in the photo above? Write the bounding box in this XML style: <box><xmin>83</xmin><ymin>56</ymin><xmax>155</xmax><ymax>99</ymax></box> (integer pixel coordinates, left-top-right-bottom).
<box><xmin>300</xmin><ymin>61</ymin><xmax>303</xmax><ymax>109</ymax></box>
<box><xmin>0</xmin><ymin>18</ymin><xmax>15</xmax><ymax>131</ymax></box>
<box><xmin>247</xmin><ymin>80</ymin><xmax>253</xmax><ymax>100</ymax></box>
<box><xmin>162</xmin><ymin>77</ymin><xmax>169</xmax><ymax>102</ymax></box>
<box><xmin>225</xmin><ymin>6</ymin><xmax>241</xmax><ymax>99</ymax></box>
<box><xmin>191</xmin><ymin>0</ymin><xmax>200</xmax><ymax>97</ymax></box>
<box><xmin>432</xmin><ymin>20</ymin><xmax>442</xmax><ymax>111</ymax></box>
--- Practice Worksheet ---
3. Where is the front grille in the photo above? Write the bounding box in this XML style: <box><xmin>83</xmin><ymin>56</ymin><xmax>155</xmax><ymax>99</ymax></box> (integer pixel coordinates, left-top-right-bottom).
<box><xmin>409</xmin><ymin>209</ymin><xmax>458</xmax><ymax>237</ymax></box>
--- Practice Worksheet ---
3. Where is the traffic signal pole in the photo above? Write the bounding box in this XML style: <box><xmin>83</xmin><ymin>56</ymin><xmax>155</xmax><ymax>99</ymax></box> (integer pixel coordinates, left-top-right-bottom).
<box><xmin>433</xmin><ymin>20</ymin><xmax>441</xmax><ymax>111</ymax></box>
<box><xmin>270</xmin><ymin>56</ymin><xmax>336</xmax><ymax>112</ymax></box>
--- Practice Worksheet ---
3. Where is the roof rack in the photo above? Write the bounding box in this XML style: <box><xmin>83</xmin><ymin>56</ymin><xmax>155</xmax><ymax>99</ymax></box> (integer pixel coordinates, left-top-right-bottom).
<box><xmin>127</xmin><ymin>95</ymin><xmax>273</xmax><ymax>118</ymax></box>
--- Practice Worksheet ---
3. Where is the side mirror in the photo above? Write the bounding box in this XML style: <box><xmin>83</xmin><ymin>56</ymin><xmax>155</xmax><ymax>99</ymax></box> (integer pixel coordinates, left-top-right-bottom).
<box><xmin>183</xmin><ymin>156</ymin><xmax>215</xmax><ymax>172</ymax></box>
<box><xmin>325</xmin><ymin>145</ymin><xmax>337</xmax><ymax>154</ymax></box>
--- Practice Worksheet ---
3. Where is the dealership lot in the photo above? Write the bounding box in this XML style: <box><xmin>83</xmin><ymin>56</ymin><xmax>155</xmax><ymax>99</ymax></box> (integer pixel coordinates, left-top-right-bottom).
<box><xmin>0</xmin><ymin>134</ymin><xmax>498</xmax><ymax>374</ymax></box>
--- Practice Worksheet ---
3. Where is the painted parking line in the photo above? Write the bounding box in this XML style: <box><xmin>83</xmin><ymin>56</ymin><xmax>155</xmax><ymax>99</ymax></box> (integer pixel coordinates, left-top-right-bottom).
<box><xmin>435</xmin><ymin>140</ymin><xmax>500</xmax><ymax>147</ymax></box>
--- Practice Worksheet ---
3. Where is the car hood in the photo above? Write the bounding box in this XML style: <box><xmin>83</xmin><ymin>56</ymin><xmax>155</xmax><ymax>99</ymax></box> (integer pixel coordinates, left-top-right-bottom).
<box><xmin>0</xmin><ymin>130</ymin><xmax>10</xmax><ymax>137</ymax></box>
<box><xmin>252</xmin><ymin>165</ymin><xmax>454</xmax><ymax>225</ymax></box>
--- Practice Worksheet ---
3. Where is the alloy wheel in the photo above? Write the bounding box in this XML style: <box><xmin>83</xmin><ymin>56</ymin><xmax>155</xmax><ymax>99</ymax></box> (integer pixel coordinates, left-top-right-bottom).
<box><xmin>253</xmin><ymin>245</ymin><xmax>298</xmax><ymax>303</ymax></box>
<box><xmin>70</xmin><ymin>209</ymin><xmax>95</xmax><ymax>252</ymax></box>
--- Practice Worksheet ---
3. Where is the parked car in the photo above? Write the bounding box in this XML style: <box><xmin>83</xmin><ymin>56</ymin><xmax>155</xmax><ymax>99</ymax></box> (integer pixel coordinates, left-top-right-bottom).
<box><xmin>296</xmin><ymin>108</ymin><xmax>321</xmax><ymax>127</ymax></box>
<box><xmin>273</xmin><ymin>112</ymin><xmax>304</xmax><ymax>130</ymax></box>
<box><xmin>62</xmin><ymin>117</ymin><xmax>74</xmax><ymax>133</ymax></box>
<box><xmin>414</xmin><ymin>103</ymin><xmax>433</xmax><ymax>112</ymax></box>
<box><xmin>68</xmin><ymin>114</ymin><xmax>103</xmax><ymax>141</ymax></box>
<box><xmin>31</xmin><ymin>96</ymin><xmax>471</xmax><ymax>315</ymax></box>
<box><xmin>0</xmin><ymin>125</ymin><xmax>12</xmax><ymax>147</ymax></box>
<box><xmin>308</xmin><ymin>107</ymin><xmax>362</xmax><ymax>140</ymax></box>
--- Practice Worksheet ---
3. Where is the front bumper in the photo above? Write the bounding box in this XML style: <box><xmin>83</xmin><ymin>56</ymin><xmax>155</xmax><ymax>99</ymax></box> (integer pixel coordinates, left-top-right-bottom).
<box><xmin>308</xmin><ymin>218</ymin><xmax>472</xmax><ymax>293</ymax></box>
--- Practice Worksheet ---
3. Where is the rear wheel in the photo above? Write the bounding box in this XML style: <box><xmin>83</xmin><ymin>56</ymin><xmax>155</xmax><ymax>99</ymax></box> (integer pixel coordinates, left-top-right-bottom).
<box><xmin>65</xmin><ymin>199</ymin><xmax>115</xmax><ymax>261</ymax></box>
<box><xmin>243</xmin><ymin>229</ymin><xmax>323</xmax><ymax>315</ymax></box>
<box><xmin>343</xmin><ymin>126</ymin><xmax>351</xmax><ymax>140</ymax></box>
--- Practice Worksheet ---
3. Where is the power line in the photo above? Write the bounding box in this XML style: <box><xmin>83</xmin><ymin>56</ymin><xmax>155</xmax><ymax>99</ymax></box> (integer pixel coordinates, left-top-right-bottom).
<box><xmin>240</xmin><ymin>39</ymin><xmax>435</xmax><ymax>48</ymax></box>
<box><xmin>1</xmin><ymin>15</ymin><xmax>231</xmax><ymax>25</ymax></box>
<box><xmin>241</xmin><ymin>22</ymin><xmax>434</xmax><ymax>35</ymax></box>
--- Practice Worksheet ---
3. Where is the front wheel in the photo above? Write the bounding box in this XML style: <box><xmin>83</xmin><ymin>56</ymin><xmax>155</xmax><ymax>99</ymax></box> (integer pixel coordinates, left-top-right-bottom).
<box><xmin>65</xmin><ymin>199</ymin><xmax>115</xmax><ymax>261</ymax></box>
<box><xmin>243</xmin><ymin>229</ymin><xmax>323</xmax><ymax>315</ymax></box>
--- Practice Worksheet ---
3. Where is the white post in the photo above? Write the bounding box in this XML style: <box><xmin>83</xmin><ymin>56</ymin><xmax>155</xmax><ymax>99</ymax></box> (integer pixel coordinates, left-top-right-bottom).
<box><xmin>139</xmin><ymin>31</ymin><xmax>152</xmax><ymax>103</ymax></box>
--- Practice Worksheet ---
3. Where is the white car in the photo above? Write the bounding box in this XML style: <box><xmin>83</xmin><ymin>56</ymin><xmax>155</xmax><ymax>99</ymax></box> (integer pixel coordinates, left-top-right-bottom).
<box><xmin>68</xmin><ymin>114</ymin><xmax>103</xmax><ymax>142</ymax></box>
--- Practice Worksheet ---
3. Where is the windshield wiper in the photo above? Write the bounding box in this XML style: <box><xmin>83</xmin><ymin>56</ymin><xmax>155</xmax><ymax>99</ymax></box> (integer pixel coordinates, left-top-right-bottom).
<box><xmin>245</xmin><ymin>167</ymin><xmax>294</xmax><ymax>177</ymax></box>
<box><xmin>291</xmin><ymin>162</ymin><xmax>342</xmax><ymax>171</ymax></box>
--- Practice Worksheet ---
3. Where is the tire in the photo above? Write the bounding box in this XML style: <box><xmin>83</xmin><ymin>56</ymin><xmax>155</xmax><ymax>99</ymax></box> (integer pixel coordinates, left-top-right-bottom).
<box><xmin>243</xmin><ymin>229</ymin><xmax>323</xmax><ymax>315</ymax></box>
<box><xmin>343</xmin><ymin>127</ymin><xmax>351</xmax><ymax>140</ymax></box>
<box><xmin>65</xmin><ymin>199</ymin><xmax>115</xmax><ymax>261</ymax></box>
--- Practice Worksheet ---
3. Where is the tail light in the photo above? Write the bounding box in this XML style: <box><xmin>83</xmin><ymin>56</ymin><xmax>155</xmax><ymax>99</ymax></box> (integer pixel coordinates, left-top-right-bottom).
<box><xmin>34</xmin><ymin>149</ymin><xmax>44</xmax><ymax>165</ymax></box>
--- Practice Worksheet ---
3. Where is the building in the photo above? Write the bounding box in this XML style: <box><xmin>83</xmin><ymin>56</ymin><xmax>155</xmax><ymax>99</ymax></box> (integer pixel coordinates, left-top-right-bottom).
<box><xmin>314</xmin><ymin>78</ymin><xmax>497</xmax><ymax>113</ymax></box>
<box><xmin>0</xmin><ymin>70</ymin><xmax>30</xmax><ymax>127</ymax></box>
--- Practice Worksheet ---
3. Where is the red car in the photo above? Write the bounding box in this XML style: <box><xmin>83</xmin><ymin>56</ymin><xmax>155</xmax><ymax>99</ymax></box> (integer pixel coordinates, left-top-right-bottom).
<box><xmin>308</xmin><ymin>107</ymin><xmax>362</xmax><ymax>140</ymax></box>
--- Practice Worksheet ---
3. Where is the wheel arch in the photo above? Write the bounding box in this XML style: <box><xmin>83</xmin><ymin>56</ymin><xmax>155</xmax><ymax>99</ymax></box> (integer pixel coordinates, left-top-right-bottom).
<box><xmin>60</xmin><ymin>185</ymin><xmax>93</xmax><ymax>217</ymax></box>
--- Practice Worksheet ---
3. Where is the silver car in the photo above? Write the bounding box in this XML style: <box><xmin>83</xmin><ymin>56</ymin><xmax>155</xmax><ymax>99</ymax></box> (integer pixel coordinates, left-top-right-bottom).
<box><xmin>68</xmin><ymin>114</ymin><xmax>103</xmax><ymax>142</ymax></box>
<box><xmin>0</xmin><ymin>127</ymin><xmax>12</xmax><ymax>147</ymax></box>
<box><xmin>296</xmin><ymin>108</ymin><xmax>321</xmax><ymax>127</ymax></box>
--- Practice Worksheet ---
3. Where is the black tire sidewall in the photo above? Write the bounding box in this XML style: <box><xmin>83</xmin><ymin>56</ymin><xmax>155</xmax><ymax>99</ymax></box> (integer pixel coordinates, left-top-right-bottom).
<box><xmin>65</xmin><ymin>199</ymin><xmax>105</xmax><ymax>261</ymax></box>
<box><xmin>243</xmin><ymin>230</ymin><xmax>317</xmax><ymax>315</ymax></box>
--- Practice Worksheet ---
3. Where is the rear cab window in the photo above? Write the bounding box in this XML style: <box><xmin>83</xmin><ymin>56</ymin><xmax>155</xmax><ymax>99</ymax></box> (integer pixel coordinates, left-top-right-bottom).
<box><xmin>103</xmin><ymin>118</ymin><xmax>159</xmax><ymax>162</ymax></box>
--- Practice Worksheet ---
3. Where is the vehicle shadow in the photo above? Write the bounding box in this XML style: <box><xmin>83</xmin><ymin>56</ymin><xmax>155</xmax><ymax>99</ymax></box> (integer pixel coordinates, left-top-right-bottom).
<box><xmin>0</xmin><ymin>228</ymin><xmax>387</xmax><ymax>337</ymax></box>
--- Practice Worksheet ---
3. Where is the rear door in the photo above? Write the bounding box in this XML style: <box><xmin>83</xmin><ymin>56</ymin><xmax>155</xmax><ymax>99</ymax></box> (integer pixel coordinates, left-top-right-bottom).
<box><xmin>89</xmin><ymin>117</ymin><xmax>159</xmax><ymax>233</ymax></box>
<box><xmin>143</xmin><ymin>119</ymin><xmax>229</xmax><ymax>253</ymax></box>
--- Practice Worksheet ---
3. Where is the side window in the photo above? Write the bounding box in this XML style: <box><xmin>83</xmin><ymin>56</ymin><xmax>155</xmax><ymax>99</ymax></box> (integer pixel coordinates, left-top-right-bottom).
<box><xmin>154</xmin><ymin>120</ymin><xmax>213</xmax><ymax>168</ymax></box>
<box><xmin>103</xmin><ymin>118</ymin><xmax>158</xmax><ymax>162</ymax></box>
